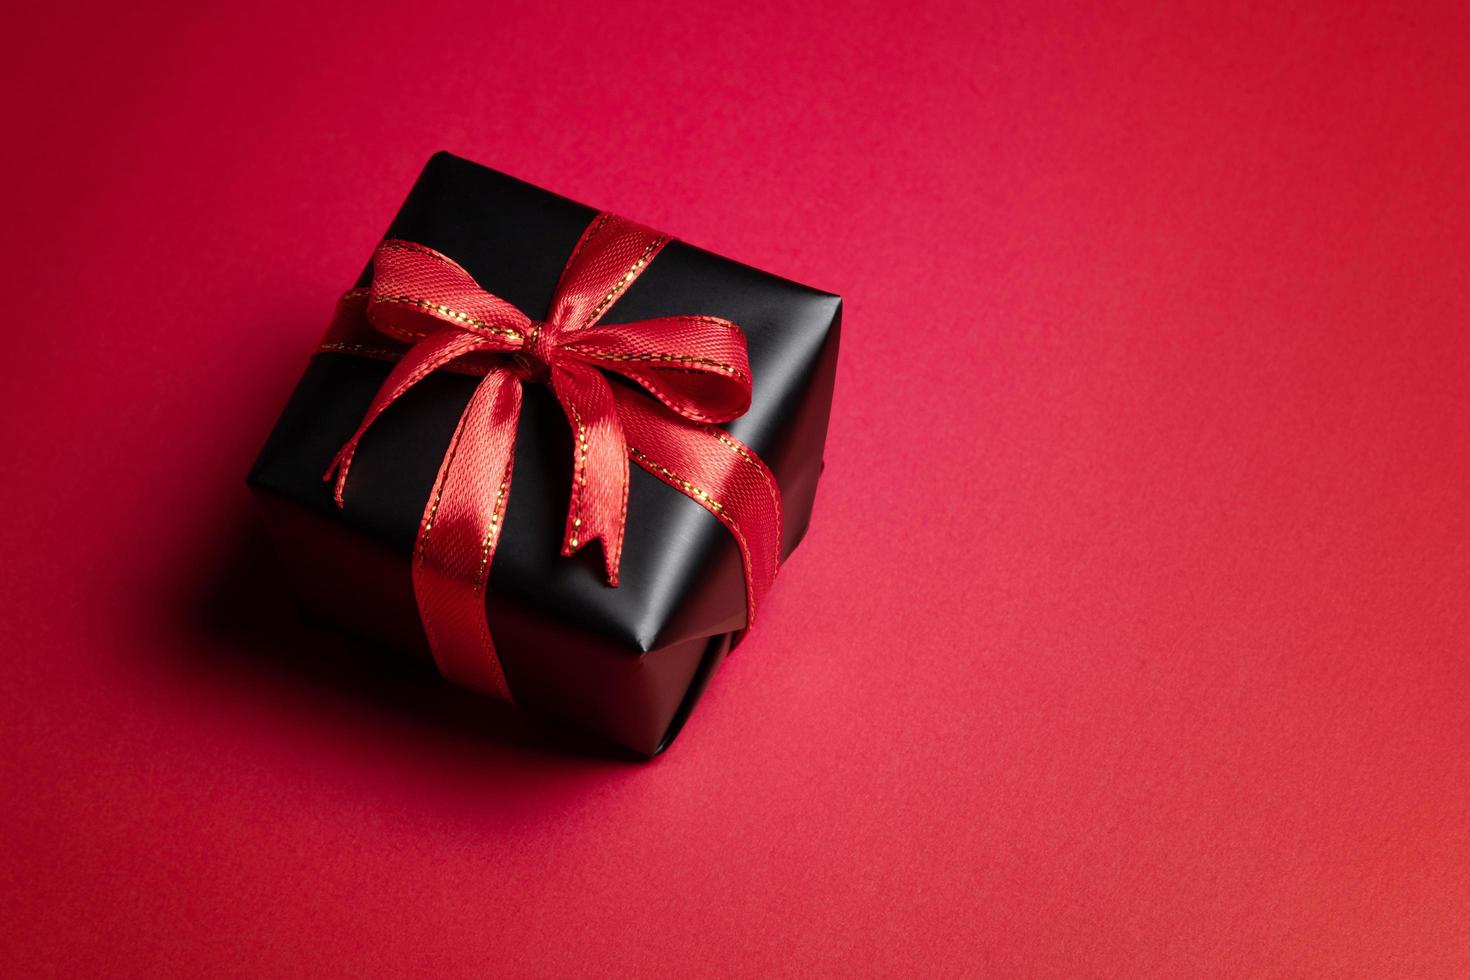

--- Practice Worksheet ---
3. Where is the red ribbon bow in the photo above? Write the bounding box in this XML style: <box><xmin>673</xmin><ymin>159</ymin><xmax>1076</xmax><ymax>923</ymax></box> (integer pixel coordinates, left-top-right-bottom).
<box><xmin>322</xmin><ymin>213</ymin><xmax>782</xmax><ymax>701</ymax></box>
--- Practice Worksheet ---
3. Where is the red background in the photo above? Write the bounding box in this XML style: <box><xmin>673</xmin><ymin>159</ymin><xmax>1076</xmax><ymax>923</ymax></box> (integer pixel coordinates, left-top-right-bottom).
<box><xmin>4</xmin><ymin>1</ymin><xmax>1469</xmax><ymax>976</ymax></box>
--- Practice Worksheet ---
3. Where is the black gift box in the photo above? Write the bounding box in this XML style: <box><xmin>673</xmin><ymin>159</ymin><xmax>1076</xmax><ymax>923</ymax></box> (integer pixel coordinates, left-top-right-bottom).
<box><xmin>248</xmin><ymin>153</ymin><xmax>841</xmax><ymax>755</ymax></box>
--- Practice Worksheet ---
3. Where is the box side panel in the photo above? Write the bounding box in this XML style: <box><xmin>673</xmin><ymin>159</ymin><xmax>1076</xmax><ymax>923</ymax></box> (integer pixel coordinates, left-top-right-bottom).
<box><xmin>249</xmin><ymin>483</ymin><xmax>713</xmax><ymax>756</ymax></box>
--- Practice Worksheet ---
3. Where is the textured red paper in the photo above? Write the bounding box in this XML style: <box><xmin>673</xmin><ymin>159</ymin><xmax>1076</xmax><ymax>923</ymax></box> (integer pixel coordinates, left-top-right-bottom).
<box><xmin>3</xmin><ymin>2</ymin><xmax>1469</xmax><ymax>976</ymax></box>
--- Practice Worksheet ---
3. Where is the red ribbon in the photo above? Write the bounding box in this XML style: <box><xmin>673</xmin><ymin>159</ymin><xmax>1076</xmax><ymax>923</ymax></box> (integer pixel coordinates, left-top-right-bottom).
<box><xmin>320</xmin><ymin>213</ymin><xmax>782</xmax><ymax>701</ymax></box>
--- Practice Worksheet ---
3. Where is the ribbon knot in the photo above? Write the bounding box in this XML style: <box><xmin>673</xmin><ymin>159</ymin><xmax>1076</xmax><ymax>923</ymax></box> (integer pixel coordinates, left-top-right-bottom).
<box><xmin>320</xmin><ymin>212</ymin><xmax>783</xmax><ymax>703</ymax></box>
<box><xmin>516</xmin><ymin>320</ymin><xmax>558</xmax><ymax>380</ymax></box>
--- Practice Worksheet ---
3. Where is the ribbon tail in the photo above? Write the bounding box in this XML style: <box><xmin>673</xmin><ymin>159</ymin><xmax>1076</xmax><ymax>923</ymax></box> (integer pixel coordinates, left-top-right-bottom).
<box><xmin>613</xmin><ymin>386</ymin><xmax>782</xmax><ymax>628</ymax></box>
<box><xmin>324</xmin><ymin>328</ymin><xmax>491</xmax><ymax>505</ymax></box>
<box><xmin>411</xmin><ymin>366</ymin><xmax>523</xmax><ymax>701</ymax></box>
<box><xmin>550</xmin><ymin>362</ymin><xmax>628</xmax><ymax>585</ymax></box>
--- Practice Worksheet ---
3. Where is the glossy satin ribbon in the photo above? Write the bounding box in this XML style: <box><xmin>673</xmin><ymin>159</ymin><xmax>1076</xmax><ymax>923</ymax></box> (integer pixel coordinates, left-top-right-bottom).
<box><xmin>320</xmin><ymin>213</ymin><xmax>782</xmax><ymax>701</ymax></box>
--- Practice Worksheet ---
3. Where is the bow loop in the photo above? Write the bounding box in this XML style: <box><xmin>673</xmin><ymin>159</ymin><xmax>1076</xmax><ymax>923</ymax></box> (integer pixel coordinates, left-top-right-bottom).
<box><xmin>368</xmin><ymin>240</ymin><xmax>532</xmax><ymax>346</ymax></box>
<box><xmin>561</xmin><ymin>315</ymin><xmax>752</xmax><ymax>423</ymax></box>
